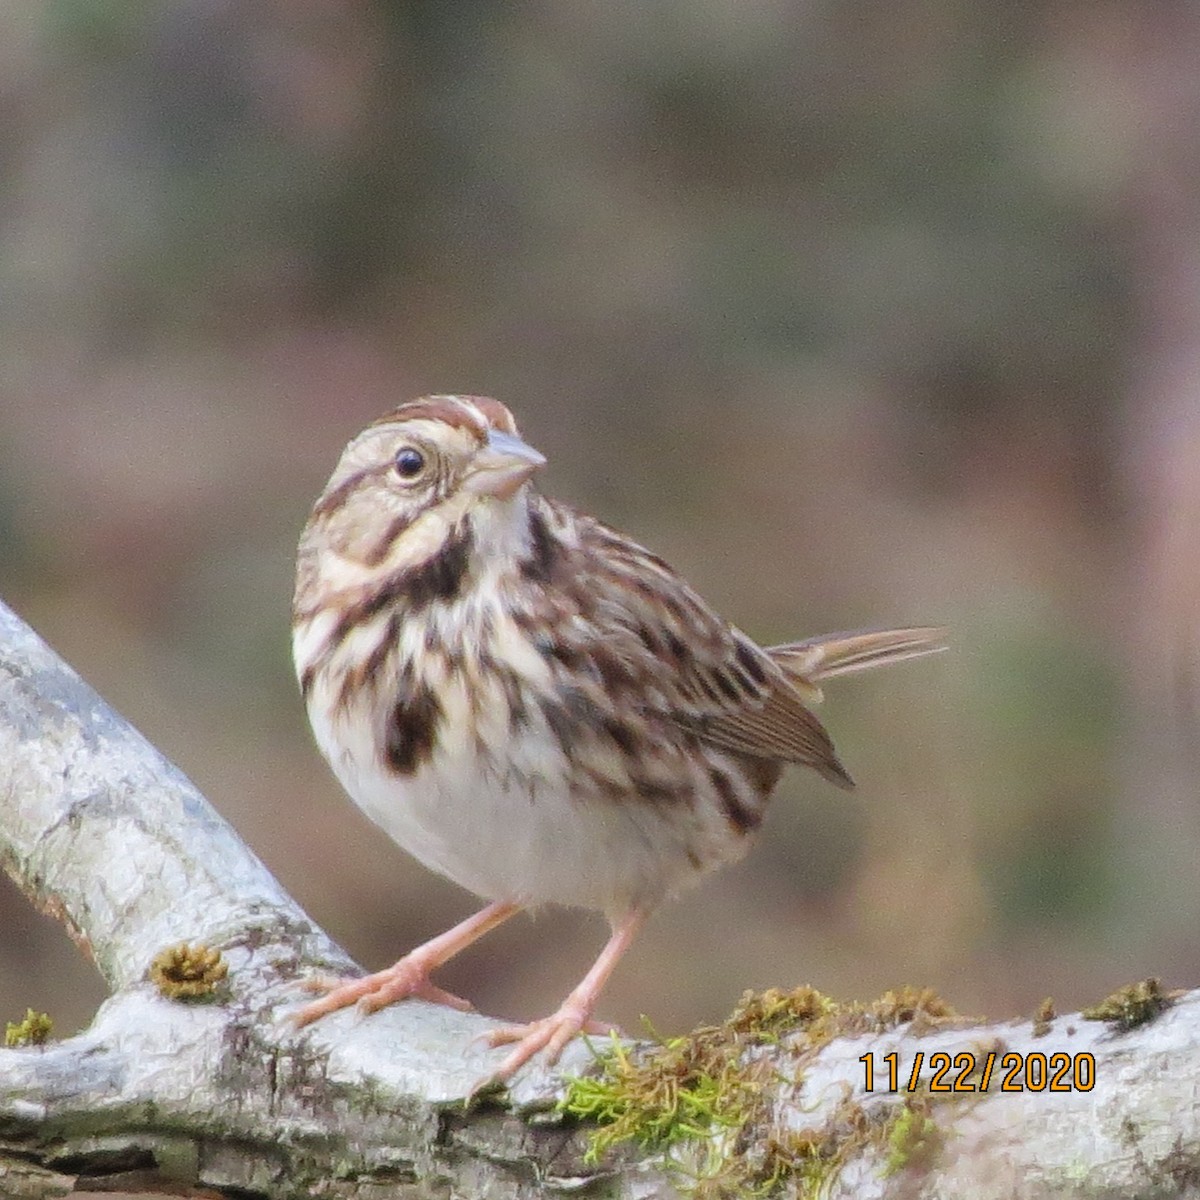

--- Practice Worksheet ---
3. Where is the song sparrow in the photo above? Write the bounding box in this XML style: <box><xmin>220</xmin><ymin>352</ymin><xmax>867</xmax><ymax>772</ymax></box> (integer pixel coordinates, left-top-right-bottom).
<box><xmin>291</xmin><ymin>395</ymin><xmax>943</xmax><ymax>1082</ymax></box>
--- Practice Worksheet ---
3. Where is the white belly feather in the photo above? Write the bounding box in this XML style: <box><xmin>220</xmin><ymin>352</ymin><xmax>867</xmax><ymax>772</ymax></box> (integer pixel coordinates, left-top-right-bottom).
<box><xmin>295</xmin><ymin>603</ymin><xmax>742</xmax><ymax>917</ymax></box>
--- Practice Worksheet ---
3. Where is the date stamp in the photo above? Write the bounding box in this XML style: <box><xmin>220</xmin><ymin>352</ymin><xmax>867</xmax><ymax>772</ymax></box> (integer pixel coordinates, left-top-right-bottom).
<box><xmin>859</xmin><ymin>1050</ymin><xmax>1096</xmax><ymax>1093</ymax></box>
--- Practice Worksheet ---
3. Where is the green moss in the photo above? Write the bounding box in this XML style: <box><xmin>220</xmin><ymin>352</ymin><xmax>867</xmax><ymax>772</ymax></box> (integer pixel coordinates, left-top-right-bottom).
<box><xmin>561</xmin><ymin>1028</ymin><xmax>763</xmax><ymax>1170</ymax></box>
<box><xmin>561</xmin><ymin>984</ymin><xmax>960</xmax><ymax>1196</ymax></box>
<box><xmin>149</xmin><ymin>941</ymin><xmax>229</xmax><ymax>1000</ymax></box>
<box><xmin>754</xmin><ymin>1097</ymin><xmax>877</xmax><ymax>1198</ymax></box>
<box><xmin>725</xmin><ymin>984</ymin><xmax>837</xmax><ymax>1042</ymax></box>
<box><xmin>883</xmin><ymin>1100</ymin><xmax>943</xmax><ymax>1176</ymax></box>
<box><xmin>1082</xmin><ymin>978</ymin><xmax>1171</xmax><ymax>1032</ymax></box>
<box><xmin>729</xmin><ymin>982</ymin><xmax>957</xmax><ymax>1047</ymax></box>
<box><xmin>4</xmin><ymin>1008</ymin><xmax>53</xmax><ymax>1047</ymax></box>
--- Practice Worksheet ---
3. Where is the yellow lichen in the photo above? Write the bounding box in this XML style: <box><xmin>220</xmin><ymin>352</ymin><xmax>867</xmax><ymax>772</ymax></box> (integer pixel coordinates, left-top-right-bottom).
<box><xmin>149</xmin><ymin>941</ymin><xmax>229</xmax><ymax>1000</ymax></box>
<box><xmin>5</xmin><ymin>1008</ymin><xmax>53</xmax><ymax>1047</ymax></box>
<box><xmin>1082</xmin><ymin>978</ymin><xmax>1170</xmax><ymax>1032</ymax></box>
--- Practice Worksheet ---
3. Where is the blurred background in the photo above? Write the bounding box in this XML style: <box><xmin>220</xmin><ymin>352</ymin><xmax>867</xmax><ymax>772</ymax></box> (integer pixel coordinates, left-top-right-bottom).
<box><xmin>3</xmin><ymin>1</ymin><xmax>1199</xmax><ymax>1048</ymax></box>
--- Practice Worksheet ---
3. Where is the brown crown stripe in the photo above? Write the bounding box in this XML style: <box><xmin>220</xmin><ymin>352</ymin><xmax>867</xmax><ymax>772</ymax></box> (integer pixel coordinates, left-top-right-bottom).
<box><xmin>368</xmin><ymin>395</ymin><xmax>513</xmax><ymax>439</ymax></box>
<box><xmin>468</xmin><ymin>396</ymin><xmax>519</xmax><ymax>433</ymax></box>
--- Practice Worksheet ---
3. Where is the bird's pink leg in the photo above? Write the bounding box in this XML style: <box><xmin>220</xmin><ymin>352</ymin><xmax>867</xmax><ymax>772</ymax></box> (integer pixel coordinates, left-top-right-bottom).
<box><xmin>482</xmin><ymin>908</ymin><xmax>647</xmax><ymax>1082</ymax></box>
<box><xmin>293</xmin><ymin>899</ymin><xmax>521</xmax><ymax>1026</ymax></box>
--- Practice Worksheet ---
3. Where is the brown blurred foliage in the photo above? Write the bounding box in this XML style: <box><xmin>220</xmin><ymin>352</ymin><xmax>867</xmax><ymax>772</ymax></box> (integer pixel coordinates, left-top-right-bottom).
<box><xmin>3</xmin><ymin>1</ymin><xmax>1199</xmax><ymax>1054</ymax></box>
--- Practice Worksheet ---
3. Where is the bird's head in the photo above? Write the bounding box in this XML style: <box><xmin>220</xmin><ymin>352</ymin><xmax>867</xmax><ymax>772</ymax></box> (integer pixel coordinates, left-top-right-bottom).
<box><xmin>297</xmin><ymin>395</ymin><xmax>546</xmax><ymax>594</ymax></box>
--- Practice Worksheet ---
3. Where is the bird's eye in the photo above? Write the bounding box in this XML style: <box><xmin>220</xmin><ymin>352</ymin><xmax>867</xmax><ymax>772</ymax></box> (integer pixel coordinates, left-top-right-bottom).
<box><xmin>394</xmin><ymin>447</ymin><xmax>426</xmax><ymax>480</ymax></box>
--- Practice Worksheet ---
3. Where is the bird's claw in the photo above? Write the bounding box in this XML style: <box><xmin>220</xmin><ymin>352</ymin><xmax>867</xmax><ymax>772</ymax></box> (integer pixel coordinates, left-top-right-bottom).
<box><xmin>292</xmin><ymin>963</ymin><xmax>474</xmax><ymax>1027</ymax></box>
<box><xmin>470</xmin><ymin>1006</ymin><xmax>615</xmax><ymax>1088</ymax></box>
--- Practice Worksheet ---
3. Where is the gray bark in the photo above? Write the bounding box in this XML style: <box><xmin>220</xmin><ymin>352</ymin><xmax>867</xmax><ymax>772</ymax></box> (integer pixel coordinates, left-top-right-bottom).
<box><xmin>0</xmin><ymin>597</ymin><xmax>1198</xmax><ymax>1199</ymax></box>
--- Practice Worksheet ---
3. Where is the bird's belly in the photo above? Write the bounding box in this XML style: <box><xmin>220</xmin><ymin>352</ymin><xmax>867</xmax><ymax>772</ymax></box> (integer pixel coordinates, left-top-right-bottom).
<box><xmin>308</xmin><ymin>686</ymin><xmax>754</xmax><ymax>916</ymax></box>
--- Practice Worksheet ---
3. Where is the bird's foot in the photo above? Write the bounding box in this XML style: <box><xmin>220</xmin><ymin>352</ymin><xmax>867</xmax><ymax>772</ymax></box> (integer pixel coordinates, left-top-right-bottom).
<box><xmin>477</xmin><ymin>1004</ymin><xmax>615</xmax><ymax>1083</ymax></box>
<box><xmin>293</xmin><ymin>960</ymin><xmax>474</xmax><ymax>1027</ymax></box>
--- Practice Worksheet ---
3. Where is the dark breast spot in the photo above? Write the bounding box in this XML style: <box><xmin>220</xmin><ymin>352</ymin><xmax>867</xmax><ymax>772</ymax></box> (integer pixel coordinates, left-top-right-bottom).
<box><xmin>500</xmin><ymin>670</ymin><xmax>531</xmax><ymax>732</ymax></box>
<box><xmin>519</xmin><ymin>505</ymin><xmax>561</xmax><ymax>582</ymax></box>
<box><xmin>540</xmin><ymin>686</ymin><xmax>608</xmax><ymax>758</ymax></box>
<box><xmin>631</xmin><ymin>776</ymin><xmax>688</xmax><ymax>805</ymax></box>
<box><xmin>540</xmin><ymin>696</ymin><xmax>575</xmax><ymax>757</ymax></box>
<box><xmin>604</xmin><ymin>718</ymin><xmax>638</xmax><ymax>757</ymax></box>
<box><xmin>335</xmin><ymin>614</ymin><xmax>400</xmax><ymax>714</ymax></box>
<box><xmin>326</xmin><ymin>530</ymin><xmax>469</xmax><ymax>652</ymax></box>
<box><xmin>365</xmin><ymin>612</ymin><xmax>401</xmax><ymax>679</ymax></box>
<box><xmin>592</xmin><ymin>647</ymin><xmax>633</xmax><ymax>693</ymax></box>
<box><xmin>664</xmin><ymin>630</ymin><xmax>688</xmax><ymax>662</ymax></box>
<box><xmin>709</xmin><ymin>767</ymin><xmax>762</xmax><ymax>834</ymax></box>
<box><xmin>384</xmin><ymin>684</ymin><xmax>442</xmax><ymax>775</ymax></box>
<box><xmin>401</xmin><ymin>523</ymin><xmax>473</xmax><ymax>608</ymax></box>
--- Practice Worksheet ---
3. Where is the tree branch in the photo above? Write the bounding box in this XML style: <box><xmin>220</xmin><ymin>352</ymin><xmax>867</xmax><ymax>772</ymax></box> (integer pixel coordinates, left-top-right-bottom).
<box><xmin>1</xmin><ymin>597</ymin><xmax>1198</xmax><ymax>1198</ymax></box>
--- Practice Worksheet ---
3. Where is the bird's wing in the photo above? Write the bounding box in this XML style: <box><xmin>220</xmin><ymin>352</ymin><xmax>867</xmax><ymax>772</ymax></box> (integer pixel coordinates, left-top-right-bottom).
<box><xmin>687</xmin><ymin>626</ymin><xmax>947</xmax><ymax>784</ymax></box>
<box><xmin>552</xmin><ymin>502</ymin><xmax>853</xmax><ymax>787</ymax></box>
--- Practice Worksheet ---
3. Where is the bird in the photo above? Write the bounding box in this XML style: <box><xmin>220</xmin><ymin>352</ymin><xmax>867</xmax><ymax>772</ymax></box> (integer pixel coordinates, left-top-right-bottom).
<box><xmin>290</xmin><ymin>394</ymin><xmax>943</xmax><ymax>1082</ymax></box>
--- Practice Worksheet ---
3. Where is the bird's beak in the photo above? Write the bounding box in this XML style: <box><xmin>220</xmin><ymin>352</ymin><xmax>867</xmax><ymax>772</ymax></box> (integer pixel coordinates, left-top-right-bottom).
<box><xmin>465</xmin><ymin>429</ymin><xmax>547</xmax><ymax>500</ymax></box>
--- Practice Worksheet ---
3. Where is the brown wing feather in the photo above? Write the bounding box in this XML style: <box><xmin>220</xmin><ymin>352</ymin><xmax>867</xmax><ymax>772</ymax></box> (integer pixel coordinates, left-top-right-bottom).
<box><xmin>549</xmin><ymin>499</ymin><xmax>854</xmax><ymax>788</ymax></box>
<box><xmin>683</xmin><ymin>674</ymin><xmax>854</xmax><ymax>788</ymax></box>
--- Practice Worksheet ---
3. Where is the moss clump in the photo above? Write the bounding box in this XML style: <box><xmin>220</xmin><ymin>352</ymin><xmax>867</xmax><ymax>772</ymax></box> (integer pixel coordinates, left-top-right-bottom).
<box><xmin>757</xmin><ymin>1097</ymin><xmax>877</xmax><ymax>1196</ymax></box>
<box><xmin>727</xmin><ymin>983</ymin><xmax>957</xmax><ymax>1048</ymax></box>
<box><xmin>1032</xmin><ymin>996</ymin><xmax>1056</xmax><ymax>1037</ymax></box>
<box><xmin>883</xmin><ymin>1099</ymin><xmax>943</xmax><ymax>1176</ymax></box>
<box><xmin>868</xmin><ymin>986</ymin><xmax>957</xmax><ymax>1029</ymax></box>
<box><xmin>564</xmin><ymin>1037</ymin><xmax>864</xmax><ymax>1197</ymax></box>
<box><xmin>726</xmin><ymin>985</ymin><xmax>838</xmax><ymax>1042</ymax></box>
<box><xmin>1082</xmin><ymin>978</ymin><xmax>1171</xmax><ymax>1032</ymax></box>
<box><xmin>5</xmin><ymin>1008</ymin><xmax>53</xmax><ymax>1047</ymax></box>
<box><xmin>561</xmin><ymin>1026</ymin><xmax>766</xmax><ymax>1173</ymax></box>
<box><xmin>149</xmin><ymin>942</ymin><xmax>229</xmax><ymax>1000</ymax></box>
<box><xmin>562</xmin><ymin>984</ymin><xmax>959</xmax><ymax>1196</ymax></box>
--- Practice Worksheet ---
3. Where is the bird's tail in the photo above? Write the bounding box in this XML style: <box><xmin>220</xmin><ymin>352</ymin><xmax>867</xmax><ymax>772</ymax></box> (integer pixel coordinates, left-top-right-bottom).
<box><xmin>766</xmin><ymin>626</ymin><xmax>947</xmax><ymax>702</ymax></box>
